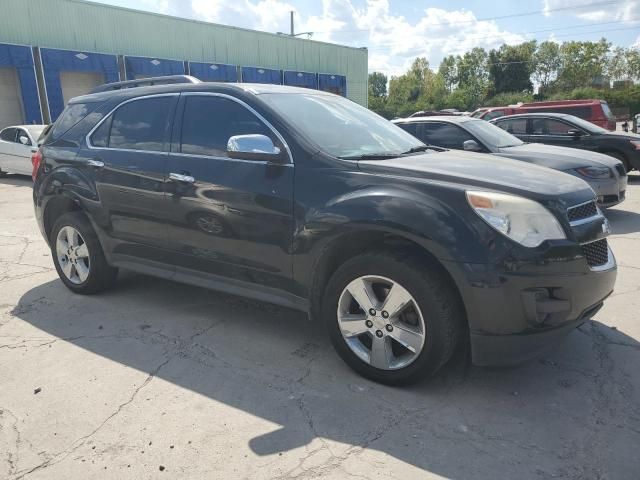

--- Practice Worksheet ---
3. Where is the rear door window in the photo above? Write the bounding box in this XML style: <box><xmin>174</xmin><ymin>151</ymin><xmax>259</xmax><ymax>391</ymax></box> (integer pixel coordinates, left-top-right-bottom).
<box><xmin>496</xmin><ymin>118</ymin><xmax>528</xmax><ymax>134</ymax></box>
<box><xmin>0</xmin><ymin>128</ymin><xmax>17</xmax><ymax>142</ymax></box>
<box><xmin>95</xmin><ymin>96</ymin><xmax>175</xmax><ymax>152</ymax></box>
<box><xmin>179</xmin><ymin>95</ymin><xmax>275</xmax><ymax>158</ymax></box>
<box><xmin>531</xmin><ymin>118</ymin><xmax>576</xmax><ymax>136</ymax></box>
<box><xmin>421</xmin><ymin>122</ymin><xmax>475</xmax><ymax>149</ymax></box>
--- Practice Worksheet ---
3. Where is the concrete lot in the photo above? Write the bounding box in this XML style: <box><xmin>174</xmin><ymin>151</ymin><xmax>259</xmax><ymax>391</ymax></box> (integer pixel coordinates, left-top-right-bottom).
<box><xmin>1</xmin><ymin>174</ymin><xmax>639</xmax><ymax>480</ymax></box>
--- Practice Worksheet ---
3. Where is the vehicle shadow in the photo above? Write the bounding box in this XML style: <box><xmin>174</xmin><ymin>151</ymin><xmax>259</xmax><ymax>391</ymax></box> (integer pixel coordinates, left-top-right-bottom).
<box><xmin>605</xmin><ymin>207</ymin><xmax>640</xmax><ymax>235</ymax></box>
<box><xmin>10</xmin><ymin>273</ymin><xmax>640</xmax><ymax>479</ymax></box>
<box><xmin>0</xmin><ymin>174</ymin><xmax>32</xmax><ymax>186</ymax></box>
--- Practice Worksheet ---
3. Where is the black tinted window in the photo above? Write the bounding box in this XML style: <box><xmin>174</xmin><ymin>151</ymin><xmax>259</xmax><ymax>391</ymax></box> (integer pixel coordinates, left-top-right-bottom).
<box><xmin>531</xmin><ymin>118</ymin><xmax>575</xmax><ymax>135</ymax></box>
<box><xmin>108</xmin><ymin>97</ymin><xmax>174</xmax><ymax>151</ymax></box>
<box><xmin>397</xmin><ymin>123</ymin><xmax>418</xmax><ymax>137</ymax></box>
<box><xmin>422</xmin><ymin>123</ymin><xmax>474</xmax><ymax>149</ymax></box>
<box><xmin>90</xmin><ymin>116</ymin><xmax>111</xmax><ymax>147</ymax></box>
<box><xmin>483</xmin><ymin>110</ymin><xmax>505</xmax><ymax>120</ymax></box>
<box><xmin>0</xmin><ymin>128</ymin><xmax>17</xmax><ymax>142</ymax></box>
<box><xmin>496</xmin><ymin>118</ymin><xmax>527</xmax><ymax>134</ymax></box>
<box><xmin>180</xmin><ymin>96</ymin><xmax>273</xmax><ymax>157</ymax></box>
<box><xmin>51</xmin><ymin>103</ymin><xmax>92</xmax><ymax>140</ymax></box>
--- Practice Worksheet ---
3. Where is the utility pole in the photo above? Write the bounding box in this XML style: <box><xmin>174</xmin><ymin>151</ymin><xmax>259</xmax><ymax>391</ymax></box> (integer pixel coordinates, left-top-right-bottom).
<box><xmin>277</xmin><ymin>11</ymin><xmax>313</xmax><ymax>38</ymax></box>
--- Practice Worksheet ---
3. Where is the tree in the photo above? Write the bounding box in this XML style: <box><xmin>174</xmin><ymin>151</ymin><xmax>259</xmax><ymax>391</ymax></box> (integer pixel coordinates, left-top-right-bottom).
<box><xmin>368</xmin><ymin>72</ymin><xmax>388</xmax><ymax>98</ymax></box>
<box><xmin>625</xmin><ymin>48</ymin><xmax>640</xmax><ymax>81</ymax></box>
<box><xmin>456</xmin><ymin>48</ymin><xmax>489</xmax><ymax>108</ymax></box>
<box><xmin>488</xmin><ymin>41</ymin><xmax>536</xmax><ymax>94</ymax></box>
<box><xmin>438</xmin><ymin>55</ymin><xmax>457</xmax><ymax>92</ymax></box>
<box><xmin>557</xmin><ymin>39</ymin><xmax>611</xmax><ymax>90</ymax></box>
<box><xmin>607</xmin><ymin>46</ymin><xmax>627</xmax><ymax>81</ymax></box>
<box><xmin>533</xmin><ymin>41</ymin><xmax>561</xmax><ymax>93</ymax></box>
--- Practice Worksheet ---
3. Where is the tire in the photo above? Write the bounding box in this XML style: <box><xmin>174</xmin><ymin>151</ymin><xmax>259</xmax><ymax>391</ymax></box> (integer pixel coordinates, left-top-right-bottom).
<box><xmin>50</xmin><ymin>212</ymin><xmax>118</xmax><ymax>294</ymax></box>
<box><xmin>604</xmin><ymin>151</ymin><xmax>631</xmax><ymax>172</ymax></box>
<box><xmin>322</xmin><ymin>250</ymin><xmax>464</xmax><ymax>385</ymax></box>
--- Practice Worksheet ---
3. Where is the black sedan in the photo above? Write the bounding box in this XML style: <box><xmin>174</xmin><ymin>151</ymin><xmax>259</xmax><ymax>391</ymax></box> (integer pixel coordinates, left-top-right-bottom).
<box><xmin>392</xmin><ymin>115</ymin><xmax>627</xmax><ymax>207</ymax></box>
<box><xmin>489</xmin><ymin>112</ymin><xmax>640</xmax><ymax>172</ymax></box>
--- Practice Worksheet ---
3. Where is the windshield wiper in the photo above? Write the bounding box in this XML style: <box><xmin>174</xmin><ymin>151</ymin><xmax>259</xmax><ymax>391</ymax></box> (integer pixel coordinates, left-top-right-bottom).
<box><xmin>401</xmin><ymin>145</ymin><xmax>445</xmax><ymax>154</ymax></box>
<box><xmin>338</xmin><ymin>153</ymin><xmax>400</xmax><ymax>160</ymax></box>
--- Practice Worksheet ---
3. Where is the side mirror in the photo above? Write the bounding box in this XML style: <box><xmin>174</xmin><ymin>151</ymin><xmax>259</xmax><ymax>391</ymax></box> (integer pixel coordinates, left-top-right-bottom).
<box><xmin>19</xmin><ymin>135</ymin><xmax>30</xmax><ymax>146</ymax></box>
<box><xmin>567</xmin><ymin>129</ymin><xmax>583</xmax><ymax>137</ymax></box>
<box><xmin>227</xmin><ymin>134</ymin><xmax>285</xmax><ymax>163</ymax></box>
<box><xmin>463</xmin><ymin>140</ymin><xmax>482</xmax><ymax>152</ymax></box>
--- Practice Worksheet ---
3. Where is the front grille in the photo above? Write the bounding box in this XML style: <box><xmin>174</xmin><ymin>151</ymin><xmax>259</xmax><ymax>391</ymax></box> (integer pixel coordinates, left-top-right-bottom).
<box><xmin>581</xmin><ymin>239</ymin><xmax>609</xmax><ymax>267</ymax></box>
<box><xmin>567</xmin><ymin>201</ymin><xmax>598</xmax><ymax>223</ymax></box>
<box><xmin>615</xmin><ymin>163</ymin><xmax>627</xmax><ymax>177</ymax></box>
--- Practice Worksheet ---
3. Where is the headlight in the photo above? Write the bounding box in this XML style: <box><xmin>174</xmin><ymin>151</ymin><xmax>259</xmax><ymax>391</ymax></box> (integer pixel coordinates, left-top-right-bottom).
<box><xmin>574</xmin><ymin>166</ymin><xmax>612</xmax><ymax>179</ymax></box>
<box><xmin>466</xmin><ymin>191</ymin><xmax>566</xmax><ymax>247</ymax></box>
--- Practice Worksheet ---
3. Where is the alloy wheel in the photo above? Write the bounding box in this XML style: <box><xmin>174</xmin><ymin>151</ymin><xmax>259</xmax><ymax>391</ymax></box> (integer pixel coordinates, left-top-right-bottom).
<box><xmin>56</xmin><ymin>226</ymin><xmax>90</xmax><ymax>285</ymax></box>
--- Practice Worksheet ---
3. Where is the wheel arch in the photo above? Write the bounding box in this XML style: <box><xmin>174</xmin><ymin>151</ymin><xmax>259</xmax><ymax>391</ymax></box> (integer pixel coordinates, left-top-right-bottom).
<box><xmin>308</xmin><ymin>229</ymin><xmax>468</xmax><ymax>331</ymax></box>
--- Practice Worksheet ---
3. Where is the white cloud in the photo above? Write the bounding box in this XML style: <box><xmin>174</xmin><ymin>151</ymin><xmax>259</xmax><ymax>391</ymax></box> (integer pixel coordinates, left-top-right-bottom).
<box><xmin>543</xmin><ymin>0</ymin><xmax>639</xmax><ymax>22</ymax></box>
<box><xmin>135</xmin><ymin>0</ymin><xmax>534</xmax><ymax>76</ymax></box>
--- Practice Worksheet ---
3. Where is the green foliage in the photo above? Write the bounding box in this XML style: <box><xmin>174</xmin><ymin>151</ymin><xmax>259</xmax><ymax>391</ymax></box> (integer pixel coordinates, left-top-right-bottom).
<box><xmin>368</xmin><ymin>72</ymin><xmax>388</xmax><ymax>98</ymax></box>
<box><xmin>488</xmin><ymin>41</ymin><xmax>536</xmax><ymax>95</ymax></box>
<box><xmin>367</xmin><ymin>39</ymin><xmax>640</xmax><ymax>119</ymax></box>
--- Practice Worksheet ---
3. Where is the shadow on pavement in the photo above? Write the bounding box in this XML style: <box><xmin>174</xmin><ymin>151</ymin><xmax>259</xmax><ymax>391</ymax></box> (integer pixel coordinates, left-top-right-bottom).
<box><xmin>606</xmin><ymin>207</ymin><xmax>640</xmax><ymax>235</ymax></box>
<box><xmin>11</xmin><ymin>272</ymin><xmax>640</xmax><ymax>479</ymax></box>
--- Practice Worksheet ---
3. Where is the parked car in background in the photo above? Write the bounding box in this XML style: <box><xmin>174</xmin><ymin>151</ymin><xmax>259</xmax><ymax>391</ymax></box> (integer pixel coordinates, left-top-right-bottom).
<box><xmin>33</xmin><ymin>77</ymin><xmax>616</xmax><ymax>385</ymax></box>
<box><xmin>393</xmin><ymin>116</ymin><xmax>627</xmax><ymax>207</ymax></box>
<box><xmin>491</xmin><ymin>113</ymin><xmax>640</xmax><ymax>173</ymax></box>
<box><xmin>472</xmin><ymin>99</ymin><xmax>617</xmax><ymax>130</ymax></box>
<box><xmin>0</xmin><ymin>125</ymin><xmax>46</xmax><ymax>177</ymax></box>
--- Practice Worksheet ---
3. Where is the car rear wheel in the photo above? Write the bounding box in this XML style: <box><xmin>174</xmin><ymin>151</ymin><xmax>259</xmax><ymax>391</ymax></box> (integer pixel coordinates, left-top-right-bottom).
<box><xmin>51</xmin><ymin>212</ymin><xmax>118</xmax><ymax>294</ymax></box>
<box><xmin>323</xmin><ymin>250</ymin><xmax>463</xmax><ymax>385</ymax></box>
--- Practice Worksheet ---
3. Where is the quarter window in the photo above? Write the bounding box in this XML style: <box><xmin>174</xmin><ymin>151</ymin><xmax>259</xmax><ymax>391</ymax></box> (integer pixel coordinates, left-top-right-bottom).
<box><xmin>179</xmin><ymin>96</ymin><xmax>274</xmax><ymax>158</ymax></box>
<box><xmin>93</xmin><ymin>96</ymin><xmax>174</xmax><ymax>151</ymax></box>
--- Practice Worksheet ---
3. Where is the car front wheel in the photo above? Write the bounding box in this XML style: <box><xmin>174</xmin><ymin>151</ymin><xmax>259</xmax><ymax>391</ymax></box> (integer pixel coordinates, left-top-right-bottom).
<box><xmin>323</xmin><ymin>250</ymin><xmax>463</xmax><ymax>385</ymax></box>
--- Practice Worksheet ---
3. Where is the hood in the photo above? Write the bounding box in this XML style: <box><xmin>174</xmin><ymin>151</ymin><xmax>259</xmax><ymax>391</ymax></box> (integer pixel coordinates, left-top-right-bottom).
<box><xmin>358</xmin><ymin>150</ymin><xmax>594</xmax><ymax>204</ymax></box>
<box><xmin>497</xmin><ymin>142</ymin><xmax>623</xmax><ymax>170</ymax></box>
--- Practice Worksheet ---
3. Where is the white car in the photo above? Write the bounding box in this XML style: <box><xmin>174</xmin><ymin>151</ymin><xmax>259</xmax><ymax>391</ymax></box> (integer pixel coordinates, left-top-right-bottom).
<box><xmin>0</xmin><ymin>125</ymin><xmax>47</xmax><ymax>177</ymax></box>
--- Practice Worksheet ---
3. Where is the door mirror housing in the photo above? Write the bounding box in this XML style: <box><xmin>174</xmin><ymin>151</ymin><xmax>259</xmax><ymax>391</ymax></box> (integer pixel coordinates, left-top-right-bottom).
<box><xmin>567</xmin><ymin>129</ymin><xmax>583</xmax><ymax>137</ymax></box>
<box><xmin>227</xmin><ymin>134</ymin><xmax>286</xmax><ymax>163</ymax></box>
<box><xmin>19</xmin><ymin>135</ymin><xmax>30</xmax><ymax>146</ymax></box>
<box><xmin>463</xmin><ymin>140</ymin><xmax>482</xmax><ymax>152</ymax></box>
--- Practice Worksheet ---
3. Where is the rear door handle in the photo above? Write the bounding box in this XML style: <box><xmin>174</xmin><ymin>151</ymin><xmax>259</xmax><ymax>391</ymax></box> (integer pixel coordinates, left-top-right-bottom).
<box><xmin>169</xmin><ymin>172</ymin><xmax>195</xmax><ymax>183</ymax></box>
<box><xmin>87</xmin><ymin>159</ymin><xmax>105</xmax><ymax>168</ymax></box>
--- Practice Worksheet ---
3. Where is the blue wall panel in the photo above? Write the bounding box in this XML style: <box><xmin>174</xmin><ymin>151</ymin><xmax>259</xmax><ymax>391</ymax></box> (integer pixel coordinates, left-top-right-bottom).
<box><xmin>40</xmin><ymin>48</ymin><xmax>119</xmax><ymax>120</ymax></box>
<box><xmin>125</xmin><ymin>56</ymin><xmax>185</xmax><ymax>80</ymax></box>
<box><xmin>0</xmin><ymin>43</ymin><xmax>41</xmax><ymax>124</ymax></box>
<box><xmin>188</xmin><ymin>62</ymin><xmax>237</xmax><ymax>82</ymax></box>
<box><xmin>318</xmin><ymin>73</ymin><xmax>347</xmax><ymax>97</ymax></box>
<box><xmin>241</xmin><ymin>66</ymin><xmax>281</xmax><ymax>84</ymax></box>
<box><xmin>283</xmin><ymin>71</ymin><xmax>317</xmax><ymax>89</ymax></box>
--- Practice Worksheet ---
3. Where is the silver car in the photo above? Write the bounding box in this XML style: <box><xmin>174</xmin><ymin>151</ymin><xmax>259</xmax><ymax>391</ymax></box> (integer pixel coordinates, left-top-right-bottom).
<box><xmin>0</xmin><ymin>125</ymin><xmax>47</xmax><ymax>177</ymax></box>
<box><xmin>392</xmin><ymin>116</ymin><xmax>627</xmax><ymax>207</ymax></box>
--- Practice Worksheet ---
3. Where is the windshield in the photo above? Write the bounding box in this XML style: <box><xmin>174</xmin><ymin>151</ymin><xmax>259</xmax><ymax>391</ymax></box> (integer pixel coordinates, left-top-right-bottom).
<box><xmin>562</xmin><ymin>114</ymin><xmax>608</xmax><ymax>133</ymax></box>
<box><xmin>260</xmin><ymin>93</ymin><xmax>424</xmax><ymax>158</ymax></box>
<box><xmin>463</xmin><ymin>119</ymin><xmax>523</xmax><ymax>148</ymax></box>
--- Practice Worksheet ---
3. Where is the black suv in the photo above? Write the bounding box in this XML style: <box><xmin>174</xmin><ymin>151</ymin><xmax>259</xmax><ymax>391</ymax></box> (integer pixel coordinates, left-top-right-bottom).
<box><xmin>491</xmin><ymin>112</ymin><xmax>640</xmax><ymax>172</ymax></box>
<box><xmin>33</xmin><ymin>76</ymin><xmax>616</xmax><ymax>384</ymax></box>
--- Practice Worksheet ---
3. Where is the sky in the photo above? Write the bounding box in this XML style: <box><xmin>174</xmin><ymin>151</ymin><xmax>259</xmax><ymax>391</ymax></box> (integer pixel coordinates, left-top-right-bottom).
<box><xmin>93</xmin><ymin>0</ymin><xmax>640</xmax><ymax>76</ymax></box>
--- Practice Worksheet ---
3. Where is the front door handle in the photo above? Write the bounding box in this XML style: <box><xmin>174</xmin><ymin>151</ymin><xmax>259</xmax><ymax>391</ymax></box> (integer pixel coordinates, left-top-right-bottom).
<box><xmin>169</xmin><ymin>172</ymin><xmax>195</xmax><ymax>183</ymax></box>
<box><xmin>87</xmin><ymin>159</ymin><xmax>105</xmax><ymax>168</ymax></box>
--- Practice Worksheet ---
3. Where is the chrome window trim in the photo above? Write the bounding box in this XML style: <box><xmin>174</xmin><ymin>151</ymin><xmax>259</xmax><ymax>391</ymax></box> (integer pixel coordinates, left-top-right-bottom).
<box><xmin>178</xmin><ymin>92</ymin><xmax>293</xmax><ymax>164</ymax></box>
<box><xmin>169</xmin><ymin>151</ymin><xmax>293</xmax><ymax>167</ymax></box>
<box><xmin>85</xmin><ymin>93</ymin><xmax>180</xmax><ymax>153</ymax></box>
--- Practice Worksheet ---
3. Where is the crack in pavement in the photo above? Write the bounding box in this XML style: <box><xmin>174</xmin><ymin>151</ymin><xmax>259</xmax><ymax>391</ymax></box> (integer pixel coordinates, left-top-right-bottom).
<box><xmin>11</xmin><ymin>354</ymin><xmax>174</xmax><ymax>480</ymax></box>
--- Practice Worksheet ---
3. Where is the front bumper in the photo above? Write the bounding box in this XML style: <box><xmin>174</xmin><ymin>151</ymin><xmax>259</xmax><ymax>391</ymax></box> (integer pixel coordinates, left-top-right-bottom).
<box><xmin>579</xmin><ymin>174</ymin><xmax>627</xmax><ymax>208</ymax></box>
<box><xmin>442</xmin><ymin>252</ymin><xmax>617</xmax><ymax>366</ymax></box>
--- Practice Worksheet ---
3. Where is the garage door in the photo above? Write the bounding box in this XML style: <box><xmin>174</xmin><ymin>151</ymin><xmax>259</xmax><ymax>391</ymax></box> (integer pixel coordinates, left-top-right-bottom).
<box><xmin>0</xmin><ymin>67</ymin><xmax>25</xmax><ymax>129</ymax></box>
<box><xmin>60</xmin><ymin>71</ymin><xmax>105</xmax><ymax>105</ymax></box>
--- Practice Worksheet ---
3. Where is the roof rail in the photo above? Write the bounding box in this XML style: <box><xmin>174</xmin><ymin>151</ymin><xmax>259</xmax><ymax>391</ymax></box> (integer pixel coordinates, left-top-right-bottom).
<box><xmin>90</xmin><ymin>75</ymin><xmax>201</xmax><ymax>94</ymax></box>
